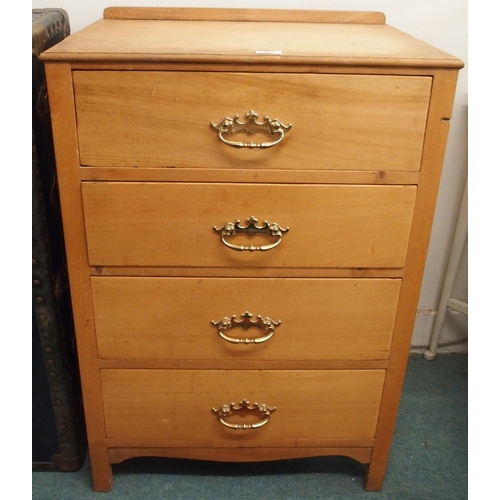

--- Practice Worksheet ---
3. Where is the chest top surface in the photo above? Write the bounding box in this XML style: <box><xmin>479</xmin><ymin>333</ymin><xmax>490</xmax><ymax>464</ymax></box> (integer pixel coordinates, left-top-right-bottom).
<box><xmin>40</xmin><ymin>8</ymin><xmax>463</xmax><ymax>69</ymax></box>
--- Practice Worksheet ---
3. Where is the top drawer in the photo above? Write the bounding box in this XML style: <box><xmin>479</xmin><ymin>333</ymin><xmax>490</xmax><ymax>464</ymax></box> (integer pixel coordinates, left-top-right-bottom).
<box><xmin>73</xmin><ymin>71</ymin><xmax>431</xmax><ymax>171</ymax></box>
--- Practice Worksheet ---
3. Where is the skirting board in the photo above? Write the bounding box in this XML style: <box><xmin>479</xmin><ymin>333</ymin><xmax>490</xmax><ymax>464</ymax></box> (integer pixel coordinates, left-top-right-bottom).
<box><xmin>410</xmin><ymin>309</ymin><xmax>468</xmax><ymax>354</ymax></box>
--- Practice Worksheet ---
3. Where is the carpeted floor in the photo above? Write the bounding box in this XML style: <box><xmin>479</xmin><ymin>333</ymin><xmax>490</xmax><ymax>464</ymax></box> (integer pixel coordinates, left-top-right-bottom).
<box><xmin>32</xmin><ymin>353</ymin><xmax>467</xmax><ymax>499</ymax></box>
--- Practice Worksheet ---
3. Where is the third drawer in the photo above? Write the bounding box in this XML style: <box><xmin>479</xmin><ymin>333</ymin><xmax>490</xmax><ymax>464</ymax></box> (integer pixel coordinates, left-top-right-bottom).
<box><xmin>92</xmin><ymin>276</ymin><xmax>400</xmax><ymax>361</ymax></box>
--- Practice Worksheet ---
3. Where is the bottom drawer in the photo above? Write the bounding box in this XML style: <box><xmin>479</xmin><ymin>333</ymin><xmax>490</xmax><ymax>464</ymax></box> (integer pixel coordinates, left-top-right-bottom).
<box><xmin>101</xmin><ymin>369</ymin><xmax>385</xmax><ymax>446</ymax></box>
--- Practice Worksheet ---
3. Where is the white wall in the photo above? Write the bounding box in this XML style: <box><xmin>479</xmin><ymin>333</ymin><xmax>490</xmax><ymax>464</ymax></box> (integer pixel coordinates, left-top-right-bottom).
<box><xmin>32</xmin><ymin>0</ymin><xmax>468</xmax><ymax>351</ymax></box>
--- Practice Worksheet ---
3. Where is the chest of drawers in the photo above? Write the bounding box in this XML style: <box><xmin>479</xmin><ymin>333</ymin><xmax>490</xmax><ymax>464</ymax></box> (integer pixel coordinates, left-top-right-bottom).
<box><xmin>41</xmin><ymin>7</ymin><xmax>463</xmax><ymax>491</ymax></box>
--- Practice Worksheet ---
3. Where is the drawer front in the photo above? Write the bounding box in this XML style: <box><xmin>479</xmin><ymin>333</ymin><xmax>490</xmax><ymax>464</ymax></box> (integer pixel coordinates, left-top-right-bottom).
<box><xmin>101</xmin><ymin>369</ymin><xmax>385</xmax><ymax>443</ymax></box>
<box><xmin>73</xmin><ymin>71</ymin><xmax>431</xmax><ymax>172</ymax></box>
<box><xmin>82</xmin><ymin>182</ymin><xmax>416</xmax><ymax>268</ymax></box>
<box><xmin>92</xmin><ymin>277</ymin><xmax>400</xmax><ymax>361</ymax></box>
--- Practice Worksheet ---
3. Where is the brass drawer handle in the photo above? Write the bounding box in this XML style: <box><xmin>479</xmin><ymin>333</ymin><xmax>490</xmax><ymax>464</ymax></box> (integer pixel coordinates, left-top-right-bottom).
<box><xmin>212</xmin><ymin>399</ymin><xmax>276</xmax><ymax>430</ymax></box>
<box><xmin>210</xmin><ymin>110</ymin><xmax>292</xmax><ymax>149</ymax></box>
<box><xmin>213</xmin><ymin>216</ymin><xmax>289</xmax><ymax>252</ymax></box>
<box><xmin>212</xmin><ymin>311</ymin><xmax>281</xmax><ymax>345</ymax></box>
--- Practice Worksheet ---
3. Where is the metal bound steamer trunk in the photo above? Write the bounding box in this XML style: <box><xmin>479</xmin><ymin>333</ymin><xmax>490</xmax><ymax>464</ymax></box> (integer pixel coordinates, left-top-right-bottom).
<box><xmin>32</xmin><ymin>8</ymin><xmax>87</xmax><ymax>471</ymax></box>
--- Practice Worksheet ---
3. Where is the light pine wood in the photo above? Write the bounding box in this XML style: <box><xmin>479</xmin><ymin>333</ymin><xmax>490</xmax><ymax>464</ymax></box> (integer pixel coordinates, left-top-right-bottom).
<box><xmin>97</xmin><ymin>358</ymin><xmax>388</xmax><ymax>371</ymax></box>
<box><xmin>91</xmin><ymin>277</ymin><xmax>400</xmax><ymax>361</ymax></box>
<box><xmin>106</xmin><ymin>437</ymin><xmax>375</xmax><ymax>449</ymax></box>
<box><xmin>69</xmin><ymin>62</ymin><xmax>458</xmax><ymax>76</ymax></box>
<box><xmin>73</xmin><ymin>71</ymin><xmax>431</xmax><ymax>172</ymax></box>
<box><xmin>82</xmin><ymin>183</ymin><xmax>416</xmax><ymax>269</ymax></box>
<box><xmin>90</xmin><ymin>267</ymin><xmax>403</xmax><ymax>279</ymax></box>
<box><xmin>39</xmin><ymin>19</ymin><xmax>463</xmax><ymax>69</ymax></box>
<box><xmin>79</xmin><ymin>166</ymin><xmax>420</xmax><ymax>185</ymax></box>
<box><xmin>103</xmin><ymin>7</ymin><xmax>386</xmax><ymax>24</ymax></box>
<box><xmin>364</xmin><ymin>70</ymin><xmax>461</xmax><ymax>491</ymax></box>
<box><xmin>101</xmin><ymin>369</ymin><xmax>385</xmax><ymax>442</ymax></box>
<box><xmin>42</xmin><ymin>7</ymin><xmax>463</xmax><ymax>492</ymax></box>
<box><xmin>108</xmin><ymin>447</ymin><xmax>373</xmax><ymax>465</ymax></box>
<box><xmin>43</xmin><ymin>64</ymin><xmax>112</xmax><ymax>492</ymax></box>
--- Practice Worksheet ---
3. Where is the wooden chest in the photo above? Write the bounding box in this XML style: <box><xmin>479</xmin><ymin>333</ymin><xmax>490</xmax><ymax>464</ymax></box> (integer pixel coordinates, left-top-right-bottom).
<box><xmin>41</xmin><ymin>7</ymin><xmax>463</xmax><ymax>491</ymax></box>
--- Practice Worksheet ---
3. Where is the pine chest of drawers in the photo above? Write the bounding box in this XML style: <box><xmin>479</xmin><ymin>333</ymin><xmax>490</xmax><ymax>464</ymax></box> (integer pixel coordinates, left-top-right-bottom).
<box><xmin>41</xmin><ymin>7</ymin><xmax>463</xmax><ymax>491</ymax></box>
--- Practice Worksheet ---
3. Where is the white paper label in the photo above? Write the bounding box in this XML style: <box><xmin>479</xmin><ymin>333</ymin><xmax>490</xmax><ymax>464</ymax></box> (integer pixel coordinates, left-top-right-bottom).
<box><xmin>255</xmin><ymin>50</ymin><xmax>283</xmax><ymax>55</ymax></box>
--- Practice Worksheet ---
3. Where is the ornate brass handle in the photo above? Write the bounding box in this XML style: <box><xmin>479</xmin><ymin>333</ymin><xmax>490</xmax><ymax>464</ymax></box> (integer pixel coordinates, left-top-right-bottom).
<box><xmin>212</xmin><ymin>311</ymin><xmax>281</xmax><ymax>345</ymax></box>
<box><xmin>212</xmin><ymin>399</ymin><xmax>277</xmax><ymax>430</ymax></box>
<box><xmin>213</xmin><ymin>216</ymin><xmax>289</xmax><ymax>252</ymax></box>
<box><xmin>210</xmin><ymin>110</ymin><xmax>292</xmax><ymax>149</ymax></box>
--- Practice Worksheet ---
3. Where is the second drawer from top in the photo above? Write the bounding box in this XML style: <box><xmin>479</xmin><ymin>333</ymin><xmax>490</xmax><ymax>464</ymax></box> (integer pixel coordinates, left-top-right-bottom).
<box><xmin>82</xmin><ymin>182</ymin><xmax>416</xmax><ymax>269</ymax></box>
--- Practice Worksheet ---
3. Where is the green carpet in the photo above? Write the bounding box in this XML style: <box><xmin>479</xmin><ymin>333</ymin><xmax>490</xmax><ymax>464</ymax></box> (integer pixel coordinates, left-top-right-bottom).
<box><xmin>32</xmin><ymin>354</ymin><xmax>467</xmax><ymax>499</ymax></box>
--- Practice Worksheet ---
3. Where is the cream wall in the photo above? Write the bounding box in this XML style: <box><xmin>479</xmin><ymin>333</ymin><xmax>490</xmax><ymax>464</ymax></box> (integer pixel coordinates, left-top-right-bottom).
<box><xmin>32</xmin><ymin>0</ymin><xmax>468</xmax><ymax>351</ymax></box>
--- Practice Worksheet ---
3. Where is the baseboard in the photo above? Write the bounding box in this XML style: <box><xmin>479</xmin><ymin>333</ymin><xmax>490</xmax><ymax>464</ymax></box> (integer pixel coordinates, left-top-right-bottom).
<box><xmin>410</xmin><ymin>308</ymin><xmax>468</xmax><ymax>354</ymax></box>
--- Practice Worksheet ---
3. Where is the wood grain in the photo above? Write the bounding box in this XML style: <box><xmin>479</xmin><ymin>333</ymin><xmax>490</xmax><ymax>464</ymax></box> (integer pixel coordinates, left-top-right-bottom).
<box><xmin>79</xmin><ymin>166</ymin><xmax>420</xmax><ymax>185</ymax></box>
<box><xmin>39</xmin><ymin>19</ymin><xmax>463</xmax><ymax>68</ymax></box>
<box><xmin>82</xmin><ymin>182</ymin><xmax>417</xmax><ymax>269</ymax></box>
<box><xmin>97</xmin><ymin>359</ymin><xmax>388</xmax><ymax>371</ymax></box>
<box><xmin>42</xmin><ymin>8</ymin><xmax>462</xmax><ymax>492</ymax></box>
<box><xmin>89</xmin><ymin>267</ymin><xmax>403</xmax><ymax>279</ymax></box>
<box><xmin>44</xmin><ymin>63</ymin><xmax>112</xmax><ymax>491</ymax></box>
<box><xmin>101</xmin><ymin>369</ymin><xmax>385</xmax><ymax>443</ymax></box>
<box><xmin>73</xmin><ymin>71</ymin><xmax>431</xmax><ymax>172</ymax></box>
<box><xmin>108</xmin><ymin>447</ymin><xmax>373</xmax><ymax>465</ymax></box>
<box><xmin>103</xmin><ymin>7</ymin><xmax>386</xmax><ymax>24</ymax></box>
<box><xmin>91</xmin><ymin>277</ymin><xmax>400</xmax><ymax>361</ymax></box>
<box><xmin>364</xmin><ymin>70</ymin><xmax>460</xmax><ymax>491</ymax></box>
